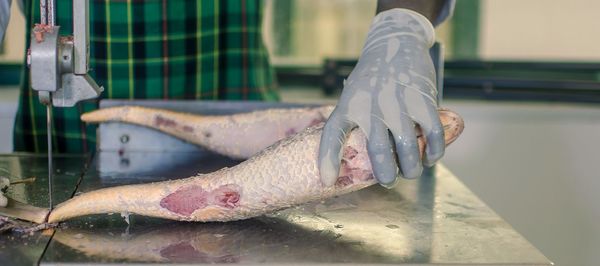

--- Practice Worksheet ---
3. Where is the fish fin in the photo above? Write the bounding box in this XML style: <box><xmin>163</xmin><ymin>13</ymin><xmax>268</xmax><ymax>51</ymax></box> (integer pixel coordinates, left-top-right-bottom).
<box><xmin>0</xmin><ymin>196</ymin><xmax>50</xmax><ymax>224</ymax></box>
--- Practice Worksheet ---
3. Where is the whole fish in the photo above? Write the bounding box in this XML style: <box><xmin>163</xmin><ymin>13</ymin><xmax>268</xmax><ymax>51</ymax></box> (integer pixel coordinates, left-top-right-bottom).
<box><xmin>81</xmin><ymin>105</ymin><xmax>335</xmax><ymax>159</ymax></box>
<box><xmin>1</xmin><ymin>107</ymin><xmax>464</xmax><ymax>224</ymax></box>
<box><xmin>43</xmin><ymin>107</ymin><xmax>463</xmax><ymax>223</ymax></box>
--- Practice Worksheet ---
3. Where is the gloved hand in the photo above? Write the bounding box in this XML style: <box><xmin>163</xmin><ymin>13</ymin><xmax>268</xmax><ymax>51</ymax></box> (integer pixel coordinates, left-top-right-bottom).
<box><xmin>0</xmin><ymin>0</ymin><xmax>12</xmax><ymax>43</ymax></box>
<box><xmin>0</xmin><ymin>176</ymin><xmax>9</xmax><ymax>207</ymax></box>
<box><xmin>0</xmin><ymin>0</ymin><xmax>25</xmax><ymax>44</ymax></box>
<box><xmin>318</xmin><ymin>8</ymin><xmax>444</xmax><ymax>188</ymax></box>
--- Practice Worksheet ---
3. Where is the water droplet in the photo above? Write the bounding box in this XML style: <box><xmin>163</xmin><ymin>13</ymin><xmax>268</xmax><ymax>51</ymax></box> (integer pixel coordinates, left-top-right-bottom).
<box><xmin>121</xmin><ymin>212</ymin><xmax>130</xmax><ymax>225</ymax></box>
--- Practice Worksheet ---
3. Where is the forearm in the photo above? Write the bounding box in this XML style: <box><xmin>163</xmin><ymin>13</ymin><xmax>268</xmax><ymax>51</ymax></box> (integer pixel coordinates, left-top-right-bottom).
<box><xmin>376</xmin><ymin>0</ymin><xmax>446</xmax><ymax>23</ymax></box>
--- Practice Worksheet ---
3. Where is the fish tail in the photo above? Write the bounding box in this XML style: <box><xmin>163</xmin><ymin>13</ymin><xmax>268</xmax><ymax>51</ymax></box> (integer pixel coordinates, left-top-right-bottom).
<box><xmin>47</xmin><ymin>182</ymin><xmax>174</xmax><ymax>223</ymax></box>
<box><xmin>81</xmin><ymin>106</ymin><xmax>212</xmax><ymax>146</ymax></box>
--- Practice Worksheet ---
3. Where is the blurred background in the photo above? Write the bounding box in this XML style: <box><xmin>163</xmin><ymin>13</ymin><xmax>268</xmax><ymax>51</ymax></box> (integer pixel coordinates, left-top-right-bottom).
<box><xmin>1</xmin><ymin>0</ymin><xmax>599</xmax><ymax>265</ymax></box>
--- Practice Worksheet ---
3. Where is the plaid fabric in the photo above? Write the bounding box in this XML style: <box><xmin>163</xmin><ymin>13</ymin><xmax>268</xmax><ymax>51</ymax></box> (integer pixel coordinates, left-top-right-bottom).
<box><xmin>14</xmin><ymin>0</ymin><xmax>279</xmax><ymax>153</ymax></box>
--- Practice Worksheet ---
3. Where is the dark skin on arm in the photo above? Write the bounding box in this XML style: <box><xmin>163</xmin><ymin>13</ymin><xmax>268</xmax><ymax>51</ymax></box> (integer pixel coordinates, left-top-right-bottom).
<box><xmin>376</xmin><ymin>0</ymin><xmax>446</xmax><ymax>23</ymax></box>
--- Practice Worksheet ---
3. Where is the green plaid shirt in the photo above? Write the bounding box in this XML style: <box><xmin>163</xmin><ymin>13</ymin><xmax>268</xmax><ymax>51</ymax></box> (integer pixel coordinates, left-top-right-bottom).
<box><xmin>14</xmin><ymin>0</ymin><xmax>279</xmax><ymax>153</ymax></box>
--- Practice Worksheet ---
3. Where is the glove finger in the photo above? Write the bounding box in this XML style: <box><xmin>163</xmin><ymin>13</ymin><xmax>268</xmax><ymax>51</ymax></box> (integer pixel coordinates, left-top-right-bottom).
<box><xmin>402</xmin><ymin>79</ymin><xmax>445</xmax><ymax>167</ymax></box>
<box><xmin>382</xmin><ymin>107</ymin><xmax>423</xmax><ymax>179</ymax></box>
<box><xmin>318</xmin><ymin>109</ymin><xmax>355</xmax><ymax>187</ymax></box>
<box><xmin>364</xmin><ymin>117</ymin><xmax>399</xmax><ymax>187</ymax></box>
<box><xmin>422</xmin><ymin>107</ymin><xmax>445</xmax><ymax>166</ymax></box>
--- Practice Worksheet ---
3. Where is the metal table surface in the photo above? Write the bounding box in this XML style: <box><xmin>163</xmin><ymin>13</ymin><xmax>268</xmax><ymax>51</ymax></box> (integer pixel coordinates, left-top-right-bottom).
<box><xmin>0</xmin><ymin>100</ymin><xmax>552</xmax><ymax>265</ymax></box>
<box><xmin>0</xmin><ymin>152</ymin><xmax>552</xmax><ymax>265</ymax></box>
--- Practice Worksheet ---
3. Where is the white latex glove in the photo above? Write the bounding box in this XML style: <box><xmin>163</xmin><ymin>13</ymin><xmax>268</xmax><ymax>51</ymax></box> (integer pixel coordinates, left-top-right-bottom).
<box><xmin>0</xmin><ymin>176</ymin><xmax>9</xmax><ymax>207</ymax></box>
<box><xmin>319</xmin><ymin>8</ymin><xmax>444</xmax><ymax>188</ymax></box>
<box><xmin>0</xmin><ymin>0</ymin><xmax>12</xmax><ymax>43</ymax></box>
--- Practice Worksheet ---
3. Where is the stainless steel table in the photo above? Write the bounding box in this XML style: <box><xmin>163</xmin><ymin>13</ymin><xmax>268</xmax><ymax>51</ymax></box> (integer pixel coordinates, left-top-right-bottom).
<box><xmin>0</xmin><ymin>101</ymin><xmax>552</xmax><ymax>265</ymax></box>
<box><xmin>0</xmin><ymin>153</ymin><xmax>89</xmax><ymax>266</ymax></box>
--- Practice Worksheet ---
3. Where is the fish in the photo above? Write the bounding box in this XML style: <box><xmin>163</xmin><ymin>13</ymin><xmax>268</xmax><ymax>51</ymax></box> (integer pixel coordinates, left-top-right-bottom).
<box><xmin>2</xmin><ymin>106</ymin><xmax>464</xmax><ymax>224</ymax></box>
<box><xmin>81</xmin><ymin>105</ymin><xmax>335</xmax><ymax>159</ymax></box>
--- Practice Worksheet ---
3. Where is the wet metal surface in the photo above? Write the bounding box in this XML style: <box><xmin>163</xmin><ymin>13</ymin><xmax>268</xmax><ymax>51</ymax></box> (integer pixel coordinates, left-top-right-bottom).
<box><xmin>0</xmin><ymin>152</ymin><xmax>552</xmax><ymax>265</ymax></box>
<box><xmin>0</xmin><ymin>153</ymin><xmax>87</xmax><ymax>266</ymax></box>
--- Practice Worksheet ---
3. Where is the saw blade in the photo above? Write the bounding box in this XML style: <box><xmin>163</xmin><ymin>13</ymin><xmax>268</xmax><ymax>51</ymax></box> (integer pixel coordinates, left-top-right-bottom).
<box><xmin>46</xmin><ymin>105</ymin><xmax>53</xmax><ymax>212</ymax></box>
